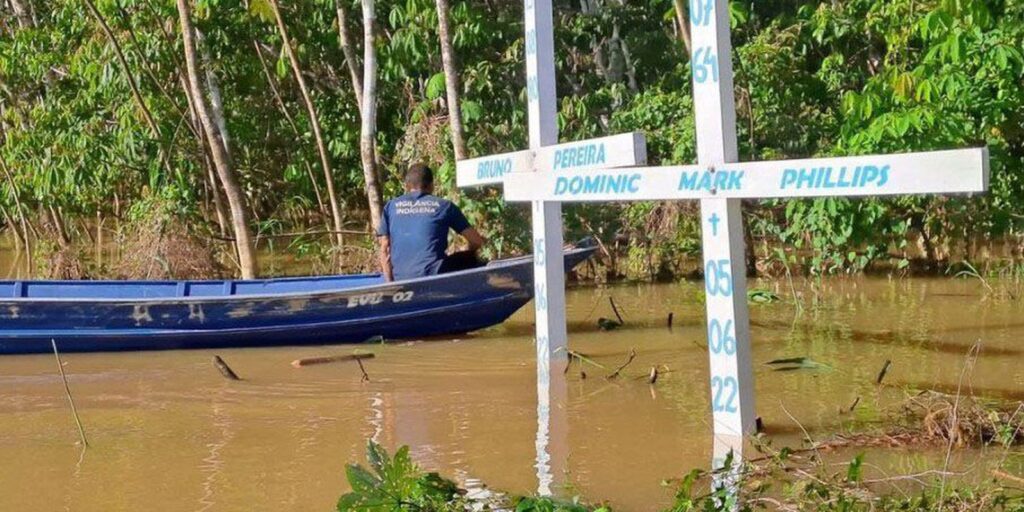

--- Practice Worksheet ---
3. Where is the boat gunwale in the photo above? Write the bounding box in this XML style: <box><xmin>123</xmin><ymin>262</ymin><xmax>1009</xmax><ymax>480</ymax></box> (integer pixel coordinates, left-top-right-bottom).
<box><xmin>0</xmin><ymin>289</ymin><xmax>527</xmax><ymax>338</ymax></box>
<box><xmin>0</xmin><ymin>250</ymin><xmax>590</xmax><ymax>305</ymax></box>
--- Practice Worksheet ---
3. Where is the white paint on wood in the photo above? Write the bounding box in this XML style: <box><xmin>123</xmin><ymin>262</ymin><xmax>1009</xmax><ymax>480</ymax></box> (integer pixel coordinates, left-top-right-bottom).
<box><xmin>502</xmin><ymin>148</ymin><xmax>990</xmax><ymax>202</ymax></box>
<box><xmin>456</xmin><ymin>131</ymin><xmax>647</xmax><ymax>187</ymax></box>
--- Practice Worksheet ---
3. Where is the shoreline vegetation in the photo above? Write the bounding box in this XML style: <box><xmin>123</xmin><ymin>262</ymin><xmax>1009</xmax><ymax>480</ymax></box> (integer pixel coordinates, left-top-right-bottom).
<box><xmin>336</xmin><ymin>380</ymin><xmax>1024</xmax><ymax>511</ymax></box>
<box><xmin>1</xmin><ymin>0</ymin><xmax>1022</xmax><ymax>282</ymax></box>
<box><xmin>6</xmin><ymin>214</ymin><xmax>1024</xmax><ymax>282</ymax></box>
<box><xmin>337</xmin><ymin>439</ymin><xmax>1024</xmax><ymax>511</ymax></box>
<box><xmin>5</xmin><ymin>225</ymin><xmax>1024</xmax><ymax>282</ymax></box>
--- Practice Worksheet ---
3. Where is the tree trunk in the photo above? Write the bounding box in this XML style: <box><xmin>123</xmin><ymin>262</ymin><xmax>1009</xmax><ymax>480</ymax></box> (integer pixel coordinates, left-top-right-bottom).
<box><xmin>360</xmin><ymin>0</ymin><xmax>384</xmax><ymax>235</ymax></box>
<box><xmin>253</xmin><ymin>41</ymin><xmax>328</xmax><ymax>219</ymax></box>
<box><xmin>197</xmin><ymin>30</ymin><xmax>231</xmax><ymax>161</ymax></box>
<box><xmin>1</xmin><ymin>206</ymin><xmax>23</xmax><ymax>252</ymax></box>
<box><xmin>433</xmin><ymin>0</ymin><xmax>467</xmax><ymax>160</ymax></box>
<box><xmin>205</xmin><ymin>158</ymin><xmax>230</xmax><ymax>236</ymax></box>
<box><xmin>0</xmin><ymin>158</ymin><xmax>33</xmax><ymax>256</ymax></box>
<box><xmin>336</xmin><ymin>0</ymin><xmax>364</xmax><ymax>111</ymax></box>
<box><xmin>175</xmin><ymin>0</ymin><xmax>259</xmax><ymax>278</ymax></box>
<box><xmin>48</xmin><ymin>205</ymin><xmax>70</xmax><ymax>247</ymax></box>
<box><xmin>83</xmin><ymin>0</ymin><xmax>161</xmax><ymax>138</ymax></box>
<box><xmin>269</xmin><ymin>0</ymin><xmax>346</xmax><ymax>248</ymax></box>
<box><xmin>672</xmin><ymin>0</ymin><xmax>692</xmax><ymax>56</ymax></box>
<box><xmin>176</xmin><ymin>68</ymin><xmax>230</xmax><ymax>238</ymax></box>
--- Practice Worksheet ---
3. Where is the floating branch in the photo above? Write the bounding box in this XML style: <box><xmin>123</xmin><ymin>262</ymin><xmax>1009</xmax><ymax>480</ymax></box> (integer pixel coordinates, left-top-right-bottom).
<box><xmin>606</xmin><ymin>349</ymin><xmax>637</xmax><ymax>380</ymax></box>
<box><xmin>212</xmin><ymin>355</ymin><xmax>240</xmax><ymax>380</ymax></box>
<box><xmin>609</xmin><ymin>296</ymin><xmax>625</xmax><ymax>325</ymax></box>
<box><xmin>876</xmin><ymin>359</ymin><xmax>892</xmax><ymax>385</ymax></box>
<box><xmin>848</xmin><ymin>396</ymin><xmax>861</xmax><ymax>413</ymax></box>
<box><xmin>356</xmin><ymin>357</ymin><xmax>370</xmax><ymax>382</ymax></box>
<box><xmin>51</xmin><ymin>340</ymin><xmax>88</xmax><ymax>448</ymax></box>
<box><xmin>291</xmin><ymin>353</ymin><xmax>375</xmax><ymax>368</ymax></box>
<box><xmin>558</xmin><ymin>349</ymin><xmax>607</xmax><ymax>370</ymax></box>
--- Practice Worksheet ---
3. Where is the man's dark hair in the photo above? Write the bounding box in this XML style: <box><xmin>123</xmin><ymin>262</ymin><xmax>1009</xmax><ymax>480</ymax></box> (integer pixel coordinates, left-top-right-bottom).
<box><xmin>404</xmin><ymin>163</ymin><xmax>434</xmax><ymax>189</ymax></box>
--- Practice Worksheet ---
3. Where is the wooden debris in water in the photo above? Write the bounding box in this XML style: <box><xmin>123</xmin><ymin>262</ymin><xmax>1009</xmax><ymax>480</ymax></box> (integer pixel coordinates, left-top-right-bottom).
<box><xmin>606</xmin><ymin>349</ymin><xmax>637</xmax><ymax>380</ymax></box>
<box><xmin>876</xmin><ymin>359</ymin><xmax>892</xmax><ymax>385</ymax></box>
<box><xmin>356</xmin><ymin>356</ymin><xmax>370</xmax><ymax>382</ymax></box>
<box><xmin>51</xmin><ymin>340</ymin><xmax>88</xmax><ymax>448</ymax></box>
<box><xmin>609</xmin><ymin>297</ymin><xmax>625</xmax><ymax>325</ymax></box>
<box><xmin>667</xmin><ymin>312</ymin><xmax>673</xmax><ymax>329</ymax></box>
<box><xmin>648</xmin><ymin>366</ymin><xmax>658</xmax><ymax>384</ymax></box>
<box><xmin>563</xmin><ymin>349</ymin><xmax>606</xmax><ymax>370</ymax></box>
<box><xmin>597</xmin><ymin>317</ymin><xmax>621</xmax><ymax>331</ymax></box>
<box><xmin>847</xmin><ymin>396</ymin><xmax>861</xmax><ymax>413</ymax></box>
<box><xmin>992</xmin><ymin>469</ymin><xmax>1024</xmax><ymax>486</ymax></box>
<box><xmin>291</xmin><ymin>353</ymin><xmax>375</xmax><ymax>368</ymax></box>
<box><xmin>212</xmin><ymin>355</ymin><xmax>240</xmax><ymax>380</ymax></box>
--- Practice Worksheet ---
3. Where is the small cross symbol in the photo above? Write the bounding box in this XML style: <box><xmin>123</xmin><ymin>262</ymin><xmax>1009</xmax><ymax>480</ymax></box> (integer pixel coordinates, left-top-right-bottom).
<box><xmin>708</xmin><ymin>213</ymin><xmax>721</xmax><ymax>237</ymax></box>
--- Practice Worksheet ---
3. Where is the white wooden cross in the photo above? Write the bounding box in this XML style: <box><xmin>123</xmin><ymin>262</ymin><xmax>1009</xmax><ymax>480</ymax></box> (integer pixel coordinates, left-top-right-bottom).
<box><xmin>455</xmin><ymin>0</ymin><xmax>647</xmax><ymax>494</ymax></box>
<box><xmin>500</xmin><ymin>0</ymin><xmax>989</xmax><ymax>476</ymax></box>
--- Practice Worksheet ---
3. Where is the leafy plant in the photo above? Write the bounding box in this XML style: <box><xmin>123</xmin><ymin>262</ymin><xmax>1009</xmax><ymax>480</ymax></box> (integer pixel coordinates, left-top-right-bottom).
<box><xmin>337</xmin><ymin>441</ymin><xmax>461</xmax><ymax>511</ymax></box>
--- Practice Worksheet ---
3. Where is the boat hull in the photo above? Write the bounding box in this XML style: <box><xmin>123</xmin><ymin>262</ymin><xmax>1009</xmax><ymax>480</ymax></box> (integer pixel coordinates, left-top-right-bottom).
<box><xmin>0</xmin><ymin>248</ymin><xmax>594</xmax><ymax>354</ymax></box>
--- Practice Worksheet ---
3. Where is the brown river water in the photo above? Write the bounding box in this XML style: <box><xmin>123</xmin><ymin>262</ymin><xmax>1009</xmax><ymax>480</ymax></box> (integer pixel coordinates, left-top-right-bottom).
<box><xmin>1</xmin><ymin>241</ymin><xmax>1023</xmax><ymax>511</ymax></box>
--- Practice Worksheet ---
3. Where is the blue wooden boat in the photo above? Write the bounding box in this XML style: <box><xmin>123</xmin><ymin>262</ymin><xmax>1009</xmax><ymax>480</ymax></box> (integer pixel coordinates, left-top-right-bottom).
<box><xmin>0</xmin><ymin>246</ymin><xmax>595</xmax><ymax>354</ymax></box>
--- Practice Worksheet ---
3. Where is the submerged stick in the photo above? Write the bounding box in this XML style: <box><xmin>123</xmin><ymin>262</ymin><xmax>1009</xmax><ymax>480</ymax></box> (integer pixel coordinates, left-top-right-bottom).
<box><xmin>875</xmin><ymin>359</ymin><xmax>892</xmax><ymax>385</ymax></box>
<box><xmin>291</xmin><ymin>353</ymin><xmax>375</xmax><ymax>368</ymax></box>
<box><xmin>609</xmin><ymin>297</ymin><xmax>625</xmax><ymax>325</ymax></box>
<box><xmin>565</xmin><ymin>350</ymin><xmax>606</xmax><ymax>370</ymax></box>
<box><xmin>356</xmin><ymin>357</ymin><xmax>370</xmax><ymax>382</ymax></box>
<box><xmin>847</xmin><ymin>396</ymin><xmax>861</xmax><ymax>413</ymax></box>
<box><xmin>606</xmin><ymin>349</ymin><xmax>637</xmax><ymax>380</ymax></box>
<box><xmin>51</xmin><ymin>340</ymin><xmax>88</xmax><ymax>448</ymax></box>
<box><xmin>212</xmin><ymin>355</ymin><xmax>240</xmax><ymax>380</ymax></box>
<box><xmin>667</xmin><ymin>312</ymin><xmax>674</xmax><ymax>329</ymax></box>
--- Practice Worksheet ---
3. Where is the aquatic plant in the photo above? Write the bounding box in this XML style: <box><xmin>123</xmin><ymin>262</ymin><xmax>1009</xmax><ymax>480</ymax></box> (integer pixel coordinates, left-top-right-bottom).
<box><xmin>337</xmin><ymin>441</ymin><xmax>462</xmax><ymax>511</ymax></box>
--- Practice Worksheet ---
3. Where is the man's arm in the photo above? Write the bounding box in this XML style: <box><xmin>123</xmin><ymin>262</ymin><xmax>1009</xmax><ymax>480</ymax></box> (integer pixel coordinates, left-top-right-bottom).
<box><xmin>378</xmin><ymin>236</ymin><xmax>394</xmax><ymax>281</ymax></box>
<box><xmin>460</xmin><ymin>227</ymin><xmax>486</xmax><ymax>252</ymax></box>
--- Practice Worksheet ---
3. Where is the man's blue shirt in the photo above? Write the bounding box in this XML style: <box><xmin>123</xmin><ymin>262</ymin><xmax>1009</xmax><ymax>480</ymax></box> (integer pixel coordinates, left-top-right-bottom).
<box><xmin>376</xmin><ymin>191</ymin><xmax>471</xmax><ymax>280</ymax></box>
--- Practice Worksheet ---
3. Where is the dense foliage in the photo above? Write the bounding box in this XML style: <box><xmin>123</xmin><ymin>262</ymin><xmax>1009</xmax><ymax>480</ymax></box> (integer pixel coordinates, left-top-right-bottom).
<box><xmin>1</xmin><ymin>0</ymin><xmax>1022</xmax><ymax>277</ymax></box>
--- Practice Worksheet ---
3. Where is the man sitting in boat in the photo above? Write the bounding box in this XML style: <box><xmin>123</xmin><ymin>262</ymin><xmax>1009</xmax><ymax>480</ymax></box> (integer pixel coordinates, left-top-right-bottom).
<box><xmin>377</xmin><ymin>163</ymin><xmax>486</xmax><ymax>281</ymax></box>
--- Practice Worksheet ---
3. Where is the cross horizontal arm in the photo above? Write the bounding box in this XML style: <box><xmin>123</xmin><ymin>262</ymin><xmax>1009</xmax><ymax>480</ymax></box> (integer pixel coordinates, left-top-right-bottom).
<box><xmin>504</xmin><ymin>147</ymin><xmax>989</xmax><ymax>202</ymax></box>
<box><xmin>456</xmin><ymin>131</ymin><xmax>647</xmax><ymax>188</ymax></box>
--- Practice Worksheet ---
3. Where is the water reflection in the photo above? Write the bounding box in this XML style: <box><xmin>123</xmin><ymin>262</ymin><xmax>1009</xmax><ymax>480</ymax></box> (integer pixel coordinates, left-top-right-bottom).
<box><xmin>534</xmin><ymin>355</ymin><xmax>568</xmax><ymax>496</ymax></box>
<box><xmin>0</xmin><ymin>277</ymin><xmax>1021</xmax><ymax>510</ymax></box>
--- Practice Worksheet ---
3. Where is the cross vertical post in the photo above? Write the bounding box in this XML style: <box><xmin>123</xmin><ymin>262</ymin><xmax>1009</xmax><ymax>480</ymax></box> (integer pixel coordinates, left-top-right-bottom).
<box><xmin>524</xmin><ymin>0</ymin><xmax>568</xmax><ymax>496</ymax></box>
<box><xmin>688</xmin><ymin>0</ymin><xmax>757</xmax><ymax>461</ymax></box>
<box><xmin>524</xmin><ymin>0</ymin><xmax>567</xmax><ymax>366</ymax></box>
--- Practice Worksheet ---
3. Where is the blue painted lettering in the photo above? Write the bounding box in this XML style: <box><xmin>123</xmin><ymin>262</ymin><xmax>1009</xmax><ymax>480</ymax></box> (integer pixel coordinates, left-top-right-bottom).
<box><xmin>779</xmin><ymin>164</ymin><xmax>892</xmax><ymax>190</ymax></box>
<box><xmin>553</xmin><ymin>173</ymin><xmax>642</xmax><ymax>196</ymax></box>
<box><xmin>677</xmin><ymin>170</ymin><xmax>745</xmax><ymax>192</ymax></box>
<box><xmin>553</xmin><ymin>143</ymin><xmax>607</xmax><ymax>171</ymax></box>
<box><xmin>476</xmin><ymin>158</ymin><xmax>512</xmax><ymax>180</ymax></box>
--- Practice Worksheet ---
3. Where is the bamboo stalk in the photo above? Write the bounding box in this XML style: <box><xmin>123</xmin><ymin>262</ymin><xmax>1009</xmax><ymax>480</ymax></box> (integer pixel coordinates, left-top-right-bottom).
<box><xmin>51</xmin><ymin>340</ymin><xmax>88</xmax><ymax>448</ymax></box>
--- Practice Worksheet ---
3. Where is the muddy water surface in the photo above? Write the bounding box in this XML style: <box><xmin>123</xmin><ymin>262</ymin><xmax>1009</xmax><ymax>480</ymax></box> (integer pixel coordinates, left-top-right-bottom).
<box><xmin>1</xmin><ymin>241</ymin><xmax>1023</xmax><ymax>510</ymax></box>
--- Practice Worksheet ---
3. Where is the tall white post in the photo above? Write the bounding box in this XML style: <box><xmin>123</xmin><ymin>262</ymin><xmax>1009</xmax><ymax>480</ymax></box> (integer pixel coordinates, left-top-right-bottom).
<box><xmin>524</xmin><ymin>0</ymin><xmax>568</xmax><ymax>496</ymax></box>
<box><xmin>689</xmin><ymin>0</ymin><xmax>757</xmax><ymax>465</ymax></box>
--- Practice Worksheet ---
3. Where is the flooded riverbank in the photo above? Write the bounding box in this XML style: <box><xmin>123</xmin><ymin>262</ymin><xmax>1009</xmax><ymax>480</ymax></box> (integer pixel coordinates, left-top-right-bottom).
<box><xmin>1</xmin><ymin>270</ymin><xmax>1022</xmax><ymax>510</ymax></box>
